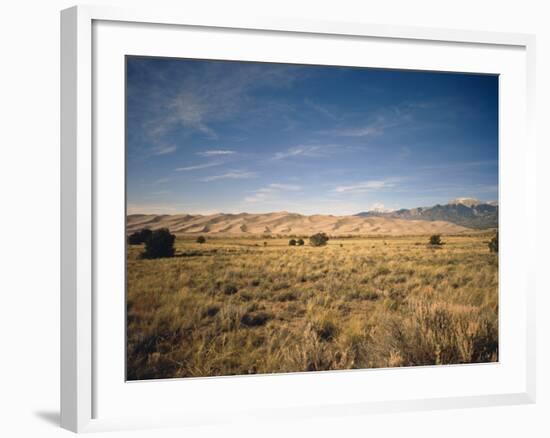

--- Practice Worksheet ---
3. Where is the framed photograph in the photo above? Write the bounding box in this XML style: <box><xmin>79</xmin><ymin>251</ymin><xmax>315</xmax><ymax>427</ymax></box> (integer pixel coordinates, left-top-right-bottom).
<box><xmin>61</xmin><ymin>5</ymin><xmax>536</xmax><ymax>433</ymax></box>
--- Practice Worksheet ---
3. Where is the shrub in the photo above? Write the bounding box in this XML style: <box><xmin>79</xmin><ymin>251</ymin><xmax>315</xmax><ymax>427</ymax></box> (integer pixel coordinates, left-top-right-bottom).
<box><xmin>488</xmin><ymin>233</ymin><xmax>498</xmax><ymax>253</ymax></box>
<box><xmin>297</xmin><ymin>238</ymin><xmax>304</xmax><ymax>246</ymax></box>
<box><xmin>311</xmin><ymin>316</ymin><xmax>339</xmax><ymax>341</ymax></box>
<box><xmin>429</xmin><ymin>234</ymin><xmax>442</xmax><ymax>246</ymax></box>
<box><xmin>363</xmin><ymin>291</ymin><xmax>380</xmax><ymax>301</ymax></box>
<box><xmin>128</xmin><ymin>228</ymin><xmax>152</xmax><ymax>245</ymax></box>
<box><xmin>196</xmin><ymin>235</ymin><xmax>206</xmax><ymax>244</ymax></box>
<box><xmin>203</xmin><ymin>305</ymin><xmax>220</xmax><ymax>318</ymax></box>
<box><xmin>373</xmin><ymin>267</ymin><xmax>391</xmax><ymax>277</ymax></box>
<box><xmin>241</xmin><ymin>311</ymin><xmax>271</xmax><ymax>327</ymax></box>
<box><xmin>223</xmin><ymin>284</ymin><xmax>238</xmax><ymax>295</ymax></box>
<box><xmin>275</xmin><ymin>291</ymin><xmax>298</xmax><ymax>302</ymax></box>
<box><xmin>380</xmin><ymin>301</ymin><xmax>498</xmax><ymax>366</ymax></box>
<box><xmin>142</xmin><ymin>228</ymin><xmax>175</xmax><ymax>259</ymax></box>
<box><xmin>289</xmin><ymin>239</ymin><xmax>297</xmax><ymax>246</ymax></box>
<box><xmin>309</xmin><ymin>232</ymin><xmax>329</xmax><ymax>247</ymax></box>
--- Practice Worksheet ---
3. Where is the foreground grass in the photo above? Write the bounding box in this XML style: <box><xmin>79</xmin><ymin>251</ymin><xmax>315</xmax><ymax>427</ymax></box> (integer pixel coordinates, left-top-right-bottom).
<box><xmin>127</xmin><ymin>234</ymin><xmax>498</xmax><ymax>380</ymax></box>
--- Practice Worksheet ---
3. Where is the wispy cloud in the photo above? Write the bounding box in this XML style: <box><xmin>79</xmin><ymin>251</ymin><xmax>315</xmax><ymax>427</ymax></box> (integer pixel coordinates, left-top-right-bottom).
<box><xmin>244</xmin><ymin>188</ymin><xmax>273</xmax><ymax>203</ymax></box>
<box><xmin>198</xmin><ymin>150</ymin><xmax>236</xmax><ymax>157</ymax></box>
<box><xmin>323</xmin><ymin>105</ymin><xmax>414</xmax><ymax>138</ymax></box>
<box><xmin>201</xmin><ymin>170</ymin><xmax>257</xmax><ymax>182</ymax></box>
<box><xmin>268</xmin><ymin>183</ymin><xmax>301</xmax><ymax>191</ymax></box>
<box><xmin>332</xmin><ymin>125</ymin><xmax>382</xmax><ymax>138</ymax></box>
<box><xmin>166</xmin><ymin>93</ymin><xmax>218</xmax><ymax>139</ymax></box>
<box><xmin>325</xmin><ymin>116</ymin><xmax>393</xmax><ymax>138</ymax></box>
<box><xmin>244</xmin><ymin>183</ymin><xmax>302</xmax><ymax>203</ymax></box>
<box><xmin>151</xmin><ymin>144</ymin><xmax>177</xmax><ymax>155</ymax></box>
<box><xmin>175</xmin><ymin>161</ymin><xmax>222</xmax><ymax>171</ymax></box>
<box><xmin>152</xmin><ymin>177</ymin><xmax>171</xmax><ymax>185</ymax></box>
<box><xmin>143</xmin><ymin>64</ymin><xmax>301</xmax><ymax>140</ymax></box>
<box><xmin>333</xmin><ymin>179</ymin><xmax>398</xmax><ymax>194</ymax></box>
<box><xmin>273</xmin><ymin>145</ymin><xmax>324</xmax><ymax>160</ymax></box>
<box><xmin>420</xmin><ymin>160</ymin><xmax>497</xmax><ymax>171</ymax></box>
<box><xmin>304</xmin><ymin>98</ymin><xmax>339</xmax><ymax>120</ymax></box>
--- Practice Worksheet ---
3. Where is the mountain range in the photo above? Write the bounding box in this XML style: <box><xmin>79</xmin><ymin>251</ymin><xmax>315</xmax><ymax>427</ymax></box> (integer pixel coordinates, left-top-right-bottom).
<box><xmin>356</xmin><ymin>198</ymin><xmax>498</xmax><ymax>229</ymax></box>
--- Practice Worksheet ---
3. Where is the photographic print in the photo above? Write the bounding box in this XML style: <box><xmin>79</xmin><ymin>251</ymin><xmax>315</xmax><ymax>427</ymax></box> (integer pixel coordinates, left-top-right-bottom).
<box><xmin>126</xmin><ymin>57</ymin><xmax>498</xmax><ymax>380</ymax></box>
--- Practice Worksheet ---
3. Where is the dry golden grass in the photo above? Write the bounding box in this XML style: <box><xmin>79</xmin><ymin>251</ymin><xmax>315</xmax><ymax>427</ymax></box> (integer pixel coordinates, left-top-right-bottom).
<box><xmin>126</xmin><ymin>233</ymin><xmax>498</xmax><ymax>380</ymax></box>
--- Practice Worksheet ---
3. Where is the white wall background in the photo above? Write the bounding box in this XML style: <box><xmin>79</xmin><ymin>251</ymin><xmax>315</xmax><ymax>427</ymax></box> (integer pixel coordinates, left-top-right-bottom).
<box><xmin>0</xmin><ymin>1</ymin><xmax>547</xmax><ymax>436</ymax></box>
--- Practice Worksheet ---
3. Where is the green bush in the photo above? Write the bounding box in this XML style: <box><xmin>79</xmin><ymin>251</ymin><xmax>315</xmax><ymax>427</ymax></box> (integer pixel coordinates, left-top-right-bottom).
<box><xmin>289</xmin><ymin>239</ymin><xmax>297</xmax><ymax>246</ymax></box>
<box><xmin>488</xmin><ymin>233</ymin><xmax>498</xmax><ymax>253</ymax></box>
<box><xmin>297</xmin><ymin>238</ymin><xmax>304</xmax><ymax>246</ymax></box>
<box><xmin>142</xmin><ymin>228</ymin><xmax>175</xmax><ymax>259</ymax></box>
<box><xmin>429</xmin><ymin>234</ymin><xmax>442</xmax><ymax>246</ymax></box>
<box><xmin>196</xmin><ymin>235</ymin><xmax>206</xmax><ymax>244</ymax></box>
<box><xmin>309</xmin><ymin>232</ymin><xmax>329</xmax><ymax>247</ymax></box>
<box><xmin>128</xmin><ymin>228</ymin><xmax>152</xmax><ymax>245</ymax></box>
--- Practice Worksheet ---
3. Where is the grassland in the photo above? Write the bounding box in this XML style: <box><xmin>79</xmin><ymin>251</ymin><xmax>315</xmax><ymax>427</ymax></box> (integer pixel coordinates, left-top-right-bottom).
<box><xmin>126</xmin><ymin>233</ymin><xmax>498</xmax><ymax>380</ymax></box>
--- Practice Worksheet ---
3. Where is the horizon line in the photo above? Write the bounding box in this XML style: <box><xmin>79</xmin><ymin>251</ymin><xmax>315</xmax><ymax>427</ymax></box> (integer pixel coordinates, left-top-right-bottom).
<box><xmin>127</xmin><ymin>198</ymin><xmax>499</xmax><ymax>217</ymax></box>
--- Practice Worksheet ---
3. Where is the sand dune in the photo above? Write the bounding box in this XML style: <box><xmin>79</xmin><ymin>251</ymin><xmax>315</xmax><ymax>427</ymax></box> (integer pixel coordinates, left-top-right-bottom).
<box><xmin>127</xmin><ymin>212</ymin><xmax>471</xmax><ymax>236</ymax></box>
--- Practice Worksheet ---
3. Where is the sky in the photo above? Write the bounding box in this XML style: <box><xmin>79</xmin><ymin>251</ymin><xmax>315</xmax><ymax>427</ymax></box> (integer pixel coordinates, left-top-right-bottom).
<box><xmin>126</xmin><ymin>56</ymin><xmax>498</xmax><ymax>216</ymax></box>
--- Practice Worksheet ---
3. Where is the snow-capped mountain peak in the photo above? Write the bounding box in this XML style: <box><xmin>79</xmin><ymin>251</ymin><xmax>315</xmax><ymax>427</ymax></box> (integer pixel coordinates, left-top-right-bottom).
<box><xmin>449</xmin><ymin>197</ymin><xmax>483</xmax><ymax>207</ymax></box>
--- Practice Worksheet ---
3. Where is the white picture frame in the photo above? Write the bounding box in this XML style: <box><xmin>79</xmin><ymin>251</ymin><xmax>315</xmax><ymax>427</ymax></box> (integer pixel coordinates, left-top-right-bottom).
<box><xmin>60</xmin><ymin>4</ymin><xmax>536</xmax><ymax>433</ymax></box>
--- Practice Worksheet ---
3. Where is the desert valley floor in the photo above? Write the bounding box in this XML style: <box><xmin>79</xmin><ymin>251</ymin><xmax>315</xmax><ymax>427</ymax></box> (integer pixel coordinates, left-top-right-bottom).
<box><xmin>126</xmin><ymin>213</ymin><xmax>498</xmax><ymax>380</ymax></box>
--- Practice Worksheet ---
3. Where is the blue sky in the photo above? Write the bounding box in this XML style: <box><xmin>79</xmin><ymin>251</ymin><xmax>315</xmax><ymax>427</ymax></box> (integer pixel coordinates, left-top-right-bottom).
<box><xmin>126</xmin><ymin>57</ymin><xmax>498</xmax><ymax>216</ymax></box>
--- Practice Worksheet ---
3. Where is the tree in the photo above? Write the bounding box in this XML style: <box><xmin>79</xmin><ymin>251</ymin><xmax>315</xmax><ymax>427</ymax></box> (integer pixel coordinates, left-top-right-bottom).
<box><xmin>128</xmin><ymin>231</ymin><xmax>142</xmax><ymax>245</ymax></box>
<box><xmin>309</xmin><ymin>232</ymin><xmax>329</xmax><ymax>247</ymax></box>
<box><xmin>128</xmin><ymin>228</ymin><xmax>152</xmax><ymax>245</ymax></box>
<box><xmin>297</xmin><ymin>238</ymin><xmax>304</xmax><ymax>246</ymax></box>
<box><xmin>142</xmin><ymin>228</ymin><xmax>175</xmax><ymax>259</ymax></box>
<box><xmin>196</xmin><ymin>235</ymin><xmax>206</xmax><ymax>244</ymax></box>
<box><xmin>488</xmin><ymin>233</ymin><xmax>498</xmax><ymax>253</ymax></box>
<box><xmin>429</xmin><ymin>234</ymin><xmax>442</xmax><ymax>246</ymax></box>
<box><xmin>289</xmin><ymin>239</ymin><xmax>297</xmax><ymax>246</ymax></box>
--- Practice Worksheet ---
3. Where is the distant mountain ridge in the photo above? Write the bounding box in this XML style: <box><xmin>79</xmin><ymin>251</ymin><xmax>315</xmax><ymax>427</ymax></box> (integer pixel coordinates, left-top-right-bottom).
<box><xmin>127</xmin><ymin>211</ymin><xmax>471</xmax><ymax>236</ymax></box>
<box><xmin>356</xmin><ymin>198</ymin><xmax>498</xmax><ymax>229</ymax></box>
